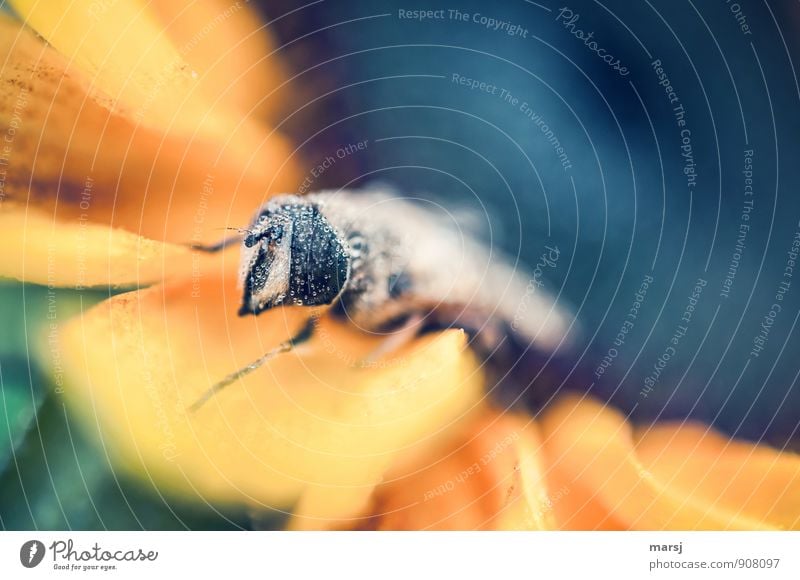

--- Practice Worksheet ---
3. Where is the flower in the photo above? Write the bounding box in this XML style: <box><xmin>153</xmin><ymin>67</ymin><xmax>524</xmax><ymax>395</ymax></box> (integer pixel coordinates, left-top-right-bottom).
<box><xmin>534</xmin><ymin>396</ymin><xmax>800</xmax><ymax>530</ymax></box>
<box><xmin>2</xmin><ymin>0</ymin><xmax>486</xmax><ymax>529</ymax></box>
<box><xmin>4</xmin><ymin>1</ymin><xmax>798</xmax><ymax>531</ymax></box>
<box><xmin>1</xmin><ymin>0</ymin><xmax>298</xmax><ymax>286</ymax></box>
<box><xmin>57</xmin><ymin>268</ymin><xmax>485</xmax><ymax>529</ymax></box>
<box><xmin>359</xmin><ymin>396</ymin><xmax>800</xmax><ymax>530</ymax></box>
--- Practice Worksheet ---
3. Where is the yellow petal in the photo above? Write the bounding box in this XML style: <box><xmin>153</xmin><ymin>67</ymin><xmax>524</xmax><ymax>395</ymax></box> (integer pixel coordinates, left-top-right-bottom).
<box><xmin>540</xmin><ymin>395</ymin><xmax>800</xmax><ymax>530</ymax></box>
<box><xmin>359</xmin><ymin>409</ymin><xmax>556</xmax><ymax>530</ymax></box>
<box><xmin>0</xmin><ymin>203</ymin><xmax>192</xmax><ymax>287</ymax></box>
<box><xmin>0</xmin><ymin>14</ymin><xmax>299</xmax><ymax>246</ymax></box>
<box><xmin>53</xmin><ymin>264</ymin><xmax>484</xmax><ymax>523</ymax></box>
<box><xmin>150</xmin><ymin>0</ymin><xmax>290</xmax><ymax>120</ymax></box>
<box><xmin>9</xmin><ymin>0</ymin><xmax>223</xmax><ymax>137</ymax></box>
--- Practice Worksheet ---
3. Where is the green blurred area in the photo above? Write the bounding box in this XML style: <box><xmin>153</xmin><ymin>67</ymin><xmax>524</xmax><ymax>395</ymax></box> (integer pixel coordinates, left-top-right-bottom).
<box><xmin>0</xmin><ymin>282</ymin><xmax>265</xmax><ymax>530</ymax></box>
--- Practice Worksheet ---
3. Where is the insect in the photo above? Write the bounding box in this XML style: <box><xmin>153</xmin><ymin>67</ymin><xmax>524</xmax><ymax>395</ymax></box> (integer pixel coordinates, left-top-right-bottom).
<box><xmin>189</xmin><ymin>188</ymin><xmax>575</xmax><ymax>411</ymax></box>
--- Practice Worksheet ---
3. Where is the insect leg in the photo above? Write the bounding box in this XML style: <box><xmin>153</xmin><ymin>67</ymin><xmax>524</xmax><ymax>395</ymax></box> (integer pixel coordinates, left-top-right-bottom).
<box><xmin>187</xmin><ymin>318</ymin><xmax>315</xmax><ymax>413</ymax></box>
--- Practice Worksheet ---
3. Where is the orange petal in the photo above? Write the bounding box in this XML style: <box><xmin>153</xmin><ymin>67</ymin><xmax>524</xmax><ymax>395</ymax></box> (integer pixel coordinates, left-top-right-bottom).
<box><xmin>634</xmin><ymin>422</ymin><xmax>800</xmax><ymax>530</ymax></box>
<box><xmin>0</xmin><ymin>203</ymin><xmax>193</xmax><ymax>287</ymax></box>
<box><xmin>52</xmin><ymin>262</ymin><xmax>484</xmax><ymax>524</ymax></box>
<box><xmin>9</xmin><ymin>0</ymin><xmax>225</xmax><ymax>137</ymax></box>
<box><xmin>539</xmin><ymin>395</ymin><xmax>800</xmax><ymax>530</ymax></box>
<box><xmin>360</xmin><ymin>408</ymin><xmax>557</xmax><ymax>530</ymax></box>
<box><xmin>150</xmin><ymin>0</ymin><xmax>290</xmax><ymax>120</ymax></box>
<box><xmin>0</xmin><ymin>13</ymin><xmax>299</xmax><ymax>246</ymax></box>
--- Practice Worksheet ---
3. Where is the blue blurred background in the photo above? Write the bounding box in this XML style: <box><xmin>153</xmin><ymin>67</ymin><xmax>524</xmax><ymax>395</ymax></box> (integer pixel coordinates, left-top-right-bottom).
<box><xmin>268</xmin><ymin>0</ymin><xmax>800</xmax><ymax>448</ymax></box>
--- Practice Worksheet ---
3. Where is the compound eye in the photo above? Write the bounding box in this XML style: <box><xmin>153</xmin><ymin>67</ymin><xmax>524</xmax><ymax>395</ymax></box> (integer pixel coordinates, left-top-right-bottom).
<box><xmin>287</xmin><ymin>207</ymin><xmax>350</xmax><ymax>306</ymax></box>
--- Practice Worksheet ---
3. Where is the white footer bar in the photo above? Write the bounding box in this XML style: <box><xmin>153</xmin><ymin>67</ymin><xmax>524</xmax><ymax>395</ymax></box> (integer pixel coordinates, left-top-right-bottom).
<box><xmin>1</xmin><ymin>531</ymin><xmax>797</xmax><ymax>579</ymax></box>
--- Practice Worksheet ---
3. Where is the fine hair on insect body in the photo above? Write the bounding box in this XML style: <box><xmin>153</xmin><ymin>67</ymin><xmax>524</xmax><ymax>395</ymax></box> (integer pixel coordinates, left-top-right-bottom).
<box><xmin>189</xmin><ymin>187</ymin><xmax>577</xmax><ymax>412</ymax></box>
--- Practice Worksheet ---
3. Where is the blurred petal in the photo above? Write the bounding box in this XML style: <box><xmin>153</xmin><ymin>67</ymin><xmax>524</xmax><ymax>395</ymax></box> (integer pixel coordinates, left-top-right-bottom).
<box><xmin>634</xmin><ymin>423</ymin><xmax>800</xmax><ymax>530</ymax></box>
<box><xmin>151</xmin><ymin>0</ymin><xmax>290</xmax><ymax>120</ymax></box>
<box><xmin>360</xmin><ymin>409</ymin><xmax>556</xmax><ymax>530</ymax></box>
<box><xmin>540</xmin><ymin>395</ymin><xmax>800</xmax><ymax>530</ymax></box>
<box><xmin>9</xmin><ymin>0</ymin><xmax>225</xmax><ymax>136</ymax></box>
<box><xmin>0</xmin><ymin>13</ymin><xmax>299</xmax><ymax>247</ymax></box>
<box><xmin>0</xmin><ymin>203</ymin><xmax>191</xmax><ymax>287</ymax></box>
<box><xmin>54</xmin><ymin>265</ymin><xmax>484</xmax><ymax>521</ymax></box>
